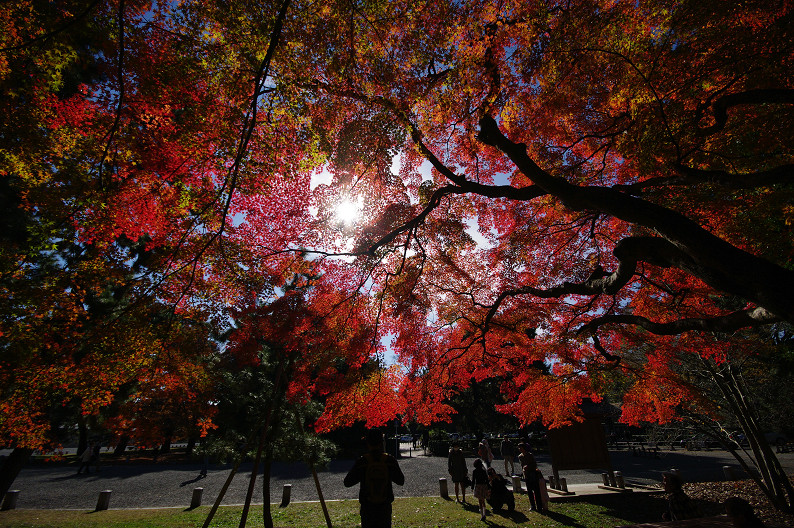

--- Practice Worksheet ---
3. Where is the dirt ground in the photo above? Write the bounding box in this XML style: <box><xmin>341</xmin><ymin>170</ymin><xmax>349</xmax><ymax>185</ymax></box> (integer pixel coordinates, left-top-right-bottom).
<box><xmin>685</xmin><ymin>476</ymin><xmax>794</xmax><ymax>526</ymax></box>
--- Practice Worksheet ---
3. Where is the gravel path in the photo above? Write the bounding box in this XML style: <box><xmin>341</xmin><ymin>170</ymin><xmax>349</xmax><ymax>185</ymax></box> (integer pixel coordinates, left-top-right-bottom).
<box><xmin>8</xmin><ymin>447</ymin><xmax>794</xmax><ymax>510</ymax></box>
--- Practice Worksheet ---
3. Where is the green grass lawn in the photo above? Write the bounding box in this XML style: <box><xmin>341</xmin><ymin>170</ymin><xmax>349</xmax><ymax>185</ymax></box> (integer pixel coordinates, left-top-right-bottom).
<box><xmin>0</xmin><ymin>492</ymin><xmax>696</xmax><ymax>528</ymax></box>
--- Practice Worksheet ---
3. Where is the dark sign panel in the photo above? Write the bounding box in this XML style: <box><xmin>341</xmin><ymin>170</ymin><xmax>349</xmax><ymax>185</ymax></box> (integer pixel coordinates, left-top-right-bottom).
<box><xmin>547</xmin><ymin>416</ymin><xmax>611</xmax><ymax>471</ymax></box>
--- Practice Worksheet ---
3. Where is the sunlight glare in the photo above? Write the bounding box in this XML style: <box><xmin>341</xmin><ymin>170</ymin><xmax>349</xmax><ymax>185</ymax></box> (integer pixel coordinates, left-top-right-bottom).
<box><xmin>335</xmin><ymin>198</ymin><xmax>362</xmax><ymax>225</ymax></box>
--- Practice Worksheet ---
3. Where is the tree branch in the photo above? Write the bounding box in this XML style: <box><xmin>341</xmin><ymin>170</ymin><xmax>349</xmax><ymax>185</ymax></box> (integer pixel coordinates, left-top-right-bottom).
<box><xmin>578</xmin><ymin>307</ymin><xmax>780</xmax><ymax>337</ymax></box>
<box><xmin>674</xmin><ymin>163</ymin><xmax>794</xmax><ymax>189</ymax></box>
<box><xmin>698</xmin><ymin>88</ymin><xmax>794</xmax><ymax>136</ymax></box>
<box><xmin>477</xmin><ymin>114</ymin><xmax>794</xmax><ymax>324</ymax></box>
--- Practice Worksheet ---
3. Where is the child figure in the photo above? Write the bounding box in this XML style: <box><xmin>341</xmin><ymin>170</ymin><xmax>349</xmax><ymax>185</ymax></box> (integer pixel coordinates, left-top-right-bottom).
<box><xmin>472</xmin><ymin>458</ymin><xmax>489</xmax><ymax>521</ymax></box>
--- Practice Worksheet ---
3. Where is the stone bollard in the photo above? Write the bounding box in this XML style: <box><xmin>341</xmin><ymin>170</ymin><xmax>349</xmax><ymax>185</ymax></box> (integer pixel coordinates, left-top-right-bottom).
<box><xmin>190</xmin><ymin>487</ymin><xmax>203</xmax><ymax>509</ymax></box>
<box><xmin>723</xmin><ymin>466</ymin><xmax>737</xmax><ymax>481</ymax></box>
<box><xmin>95</xmin><ymin>490</ymin><xmax>112</xmax><ymax>511</ymax></box>
<box><xmin>512</xmin><ymin>475</ymin><xmax>523</xmax><ymax>493</ymax></box>
<box><xmin>1</xmin><ymin>490</ymin><xmax>20</xmax><ymax>511</ymax></box>
<box><xmin>614</xmin><ymin>471</ymin><xmax>625</xmax><ymax>488</ymax></box>
<box><xmin>548</xmin><ymin>475</ymin><xmax>557</xmax><ymax>489</ymax></box>
<box><xmin>439</xmin><ymin>478</ymin><xmax>449</xmax><ymax>499</ymax></box>
<box><xmin>609</xmin><ymin>472</ymin><xmax>617</xmax><ymax>488</ymax></box>
<box><xmin>560</xmin><ymin>477</ymin><xmax>568</xmax><ymax>493</ymax></box>
<box><xmin>601</xmin><ymin>472</ymin><xmax>610</xmax><ymax>486</ymax></box>
<box><xmin>280</xmin><ymin>484</ymin><xmax>292</xmax><ymax>507</ymax></box>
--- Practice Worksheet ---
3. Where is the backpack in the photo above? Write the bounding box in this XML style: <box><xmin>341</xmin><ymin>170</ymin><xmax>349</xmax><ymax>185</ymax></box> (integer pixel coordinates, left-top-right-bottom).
<box><xmin>364</xmin><ymin>452</ymin><xmax>390</xmax><ymax>504</ymax></box>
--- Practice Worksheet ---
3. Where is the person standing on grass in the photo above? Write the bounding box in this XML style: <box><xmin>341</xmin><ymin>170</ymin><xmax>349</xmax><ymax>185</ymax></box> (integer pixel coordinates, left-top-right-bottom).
<box><xmin>344</xmin><ymin>429</ymin><xmax>405</xmax><ymax>528</ymax></box>
<box><xmin>471</xmin><ymin>458</ymin><xmax>489</xmax><ymax>521</ymax></box>
<box><xmin>518</xmin><ymin>442</ymin><xmax>544</xmax><ymax>513</ymax></box>
<box><xmin>448</xmin><ymin>443</ymin><xmax>468</xmax><ymax>503</ymax></box>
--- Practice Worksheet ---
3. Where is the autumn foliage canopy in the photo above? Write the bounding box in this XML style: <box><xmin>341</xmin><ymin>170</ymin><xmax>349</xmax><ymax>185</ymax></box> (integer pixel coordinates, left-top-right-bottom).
<box><xmin>1</xmin><ymin>0</ymin><xmax>793</xmax><ymax>449</ymax></box>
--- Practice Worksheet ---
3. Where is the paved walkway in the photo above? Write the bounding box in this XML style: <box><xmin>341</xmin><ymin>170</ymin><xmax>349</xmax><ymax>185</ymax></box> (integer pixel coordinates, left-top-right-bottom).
<box><xmin>7</xmin><ymin>446</ymin><xmax>794</xmax><ymax>510</ymax></box>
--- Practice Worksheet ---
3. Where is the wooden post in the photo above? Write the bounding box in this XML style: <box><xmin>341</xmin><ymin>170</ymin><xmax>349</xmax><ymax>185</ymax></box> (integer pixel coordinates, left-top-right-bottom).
<box><xmin>191</xmin><ymin>487</ymin><xmax>203</xmax><ymax>509</ymax></box>
<box><xmin>239</xmin><ymin>429</ymin><xmax>266</xmax><ymax>528</ymax></box>
<box><xmin>95</xmin><ymin>490</ymin><xmax>112</xmax><ymax>511</ymax></box>
<box><xmin>439</xmin><ymin>477</ymin><xmax>449</xmax><ymax>499</ymax></box>
<box><xmin>1</xmin><ymin>490</ymin><xmax>20</xmax><ymax>511</ymax></box>
<box><xmin>294</xmin><ymin>413</ymin><xmax>332</xmax><ymax>528</ymax></box>
<box><xmin>201</xmin><ymin>457</ymin><xmax>243</xmax><ymax>528</ymax></box>
<box><xmin>311</xmin><ymin>465</ymin><xmax>332</xmax><ymax>528</ymax></box>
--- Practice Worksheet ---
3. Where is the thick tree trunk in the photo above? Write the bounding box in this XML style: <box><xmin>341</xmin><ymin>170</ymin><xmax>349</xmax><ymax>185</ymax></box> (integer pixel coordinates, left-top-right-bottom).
<box><xmin>76</xmin><ymin>416</ymin><xmax>88</xmax><ymax>457</ymax></box>
<box><xmin>186</xmin><ymin>437</ymin><xmax>196</xmax><ymax>455</ymax></box>
<box><xmin>160</xmin><ymin>436</ymin><xmax>171</xmax><ymax>454</ymax></box>
<box><xmin>113</xmin><ymin>435</ymin><xmax>129</xmax><ymax>456</ymax></box>
<box><xmin>0</xmin><ymin>448</ymin><xmax>33</xmax><ymax>498</ymax></box>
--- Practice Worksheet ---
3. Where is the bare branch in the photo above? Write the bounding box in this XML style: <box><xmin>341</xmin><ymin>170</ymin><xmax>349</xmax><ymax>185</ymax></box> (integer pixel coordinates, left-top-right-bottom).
<box><xmin>698</xmin><ymin>88</ymin><xmax>794</xmax><ymax>136</ymax></box>
<box><xmin>477</xmin><ymin>113</ymin><xmax>794</xmax><ymax>323</ymax></box>
<box><xmin>674</xmin><ymin>163</ymin><xmax>794</xmax><ymax>189</ymax></box>
<box><xmin>579</xmin><ymin>307</ymin><xmax>781</xmax><ymax>336</ymax></box>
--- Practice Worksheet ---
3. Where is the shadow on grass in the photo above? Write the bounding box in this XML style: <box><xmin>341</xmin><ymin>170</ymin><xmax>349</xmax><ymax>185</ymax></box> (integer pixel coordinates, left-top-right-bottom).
<box><xmin>548</xmin><ymin>490</ymin><xmax>726</xmax><ymax>526</ymax></box>
<box><xmin>543</xmin><ymin>510</ymin><xmax>588</xmax><ymax>527</ymax></box>
<box><xmin>461</xmin><ymin>501</ymin><xmax>480</xmax><ymax>513</ymax></box>
<box><xmin>491</xmin><ymin>507</ymin><xmax>528</xmax><ymax>523</ymax></box>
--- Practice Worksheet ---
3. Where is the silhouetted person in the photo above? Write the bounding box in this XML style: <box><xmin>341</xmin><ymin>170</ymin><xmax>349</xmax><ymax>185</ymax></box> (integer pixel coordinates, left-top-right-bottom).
<box><xmin>518</xmin><ymin>442</ymin><xmax>544</xmax><ymax>513</ymax></box>
<box><xmin>478</xmin><ymin>440</ymin><xmax>494</xmax><ymax>468</ymax></box>
<box><xmin>661</xmin><ymin>472</ymin><xmax>701</xmax><ymax>521</ymax></box>
<box><xmin>487</xmin><ymin>467</ymin><xmax>515</xmax><ymax>511</ymax></box>
<box><xmin>471</xmin><ymin>458</ymin><xmax>489</xmax><ymax>521</ymax></box>
<box><xmin>725</xmin><ymin>497</ymin><xmax>765</xmax><ymax>528</ymax></box>
<box><xmin>91</xmin><ymin>442</ymin><xmax>101</xmax><ymax>472</ymax></box>
<box><xmin>344</xmin><ymin>429</ymin><xmax>405</xmax><ymax>528</ymax></box>
<box><xmin>76</xmin><ymin>442</ymin><xmax>94</xmax><ymax>474</ymax></box>
<box><xmin>448</xmin><ymin>443</ymin><xmax>468</xmax><ymax>503</ymax></box>
<box><xmin>199</xmin><ymin>454</ymin><xmax>209</xmax><ymax>478</ymax></box>
<box><xmin>501</xmin><ymin>437</ymin><xmax>516</xmax><ymax>476</ymax></box>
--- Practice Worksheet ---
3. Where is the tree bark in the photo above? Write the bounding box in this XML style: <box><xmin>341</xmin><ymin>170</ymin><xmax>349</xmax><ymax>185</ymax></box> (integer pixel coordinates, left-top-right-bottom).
<box><xmin>262</xmin><ymin>456</ymin><xmax>274</xmax><ymax>528</ymax></box>
<box><xmin>701</xmin><ymin>358</ymin><xmax>794</xmax><ymax>512</ymax></box>
<box><xmin>201</xmin><ymin>457</ymin><xmax>243</xmax><ymax>528</ymax></box>
<box><xmin>76</xmin><ymin>415</ymin><xmax>88</xmax><ymax>458</ymax></box>
<box><xmin>160</xmin><ymin>436</ymin><xmax>171</xmax><ymax>454</ymax></box>
<box><xmin>239</xmin><ymin>430</ymin><xmax>265</xmax><ymax>528</ymax></box>
<box><xmin>0</xmin><ymin>448</ymin><xmax>33</xmax><ymax>499</ymax></box>
<box><xmin>477</xmin><ymin>114</ymin><xmax>794</xmax><ymax>324</ymax></box>
<box><xmin>113</xmin><ymin>435</ymin><xmax>129</xmax><ymax>456</ymax></box>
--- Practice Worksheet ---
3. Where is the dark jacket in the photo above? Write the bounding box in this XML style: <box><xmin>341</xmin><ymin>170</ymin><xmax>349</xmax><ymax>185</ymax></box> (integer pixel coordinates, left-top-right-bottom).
<box><xmin>344</xmin><ymin>449</ymin><xmax>405</xmax><ymax>504</ymax></box>
<box><xmin>472</xmin><ymin>466</ymin><xmax>488</xmax><ymax>488</ymax></box>
<box><xmin>448</xmin><ymin>448</ymin><xmax>467</xmax><ymax>483</ymax></box>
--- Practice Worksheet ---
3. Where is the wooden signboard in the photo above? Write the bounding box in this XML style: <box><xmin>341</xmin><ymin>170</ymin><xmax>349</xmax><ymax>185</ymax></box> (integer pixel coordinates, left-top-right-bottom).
<box><xmin>547</xmin><ymin>414</ymin><xmax>612</xmax><ymax>471</ymax></box>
